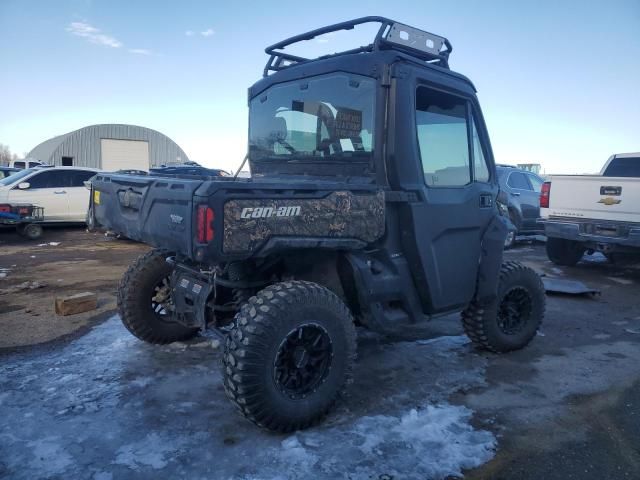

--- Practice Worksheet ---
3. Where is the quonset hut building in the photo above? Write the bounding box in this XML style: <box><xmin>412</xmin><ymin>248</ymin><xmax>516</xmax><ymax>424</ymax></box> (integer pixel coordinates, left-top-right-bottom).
<box><xmin>26</xmin><ymin>124</ymin><xmax>189</xmax><ymax>171</ymax></box>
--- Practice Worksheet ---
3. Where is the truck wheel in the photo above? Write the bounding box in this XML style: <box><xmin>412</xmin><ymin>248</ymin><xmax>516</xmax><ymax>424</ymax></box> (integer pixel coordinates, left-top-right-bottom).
<box><xmin>223</xmin><ymin>281</ymin><xmax>357</xmax><ymax>432</ymax></box>
<box><xmin>462</xmin><ymin>261</ymin><xmax>545</xmax><ymax>353</ymax></box>
<box><xmin>118</xmin><ymin>249</ymin><xmax>198</xmax><ymax>344</ymax></box>
<box><xmin>546</xmin><ymin>237</ymin><xmax>585</xmax><ymax>266</ymax></box>
<box><xmin>18</xmin><ymin>223</ymin><xmax>43</xmax><ymax>240</ymax></box>
<box><xmin>86</xmin><ymin>205</ymin><xmax>95</xmax><ymax>231</ymax></box>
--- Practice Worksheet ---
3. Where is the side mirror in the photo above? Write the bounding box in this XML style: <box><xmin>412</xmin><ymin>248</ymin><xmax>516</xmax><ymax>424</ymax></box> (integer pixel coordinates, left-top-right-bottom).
<box><xmin>17</xmin><ymin>182</ymin><xmax>30</xmax><ymax>190</ymax></box>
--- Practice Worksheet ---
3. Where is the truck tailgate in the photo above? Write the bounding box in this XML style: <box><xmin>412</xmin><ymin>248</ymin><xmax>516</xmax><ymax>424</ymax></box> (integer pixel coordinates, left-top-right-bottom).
<box><xmin>91</xmin><ymin>173</ymin><xmax>202</xmax><ymax>256</ymax></box>
<box><xmin>544</xmin><ymin>175</ymin><xmax>640</xmax><ymax>223</ymax></box>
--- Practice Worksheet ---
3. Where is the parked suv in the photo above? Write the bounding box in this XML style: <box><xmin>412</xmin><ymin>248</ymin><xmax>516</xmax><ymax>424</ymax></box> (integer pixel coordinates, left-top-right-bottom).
<box><xmin>497</xmin><ymin>165</ymin><xmax>545</xmax><ymax>247</ymax></box>
<box><xmin>0</xmin><ymin>166</ymin><xmax>98</xmax><ymax>222</ymax></box>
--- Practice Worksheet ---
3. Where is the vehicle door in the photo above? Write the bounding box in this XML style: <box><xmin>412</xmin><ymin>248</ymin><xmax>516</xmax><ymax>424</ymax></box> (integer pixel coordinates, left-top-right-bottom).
<box><xmin>66</xmin><ymin>170</ymin><xmax>95</xmax><ymax>222</ymax></box>
<box><xmin>506</xmin><ymin>172</ymin><xmax>537</xmax><ymax>230</ymax></box>
<box><xmin>392</xmin><ymin>71</ymin><xmax>499</xmax><ymax>313</ymax></box>
<box><xmin>6</xmin><ymin>170</ymin><xmax>71</xmax><ymax>221</ymax></box>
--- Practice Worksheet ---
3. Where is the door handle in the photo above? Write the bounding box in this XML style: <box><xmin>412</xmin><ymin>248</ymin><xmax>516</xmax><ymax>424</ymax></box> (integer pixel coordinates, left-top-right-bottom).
<box><xmin>54</xmin><ymin>190</ymin><xmax>66</xmax><ymax>194</ymax></box>
<box><xmin>479</xmin><ymin>194</ymin><xmax>493</xmax><ymax>208</ymax></box>
<box><xmin>512</xmin><ymin>192</ymin><xmax>521</xmax><ymax>197</ymax></box>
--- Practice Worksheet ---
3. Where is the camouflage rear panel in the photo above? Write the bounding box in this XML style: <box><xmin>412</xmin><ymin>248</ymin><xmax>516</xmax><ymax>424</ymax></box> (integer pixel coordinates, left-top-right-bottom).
<box><xmin>223</xmin><ymin>190</ymin><xmax>385</xmax><ymax>254</ymax></box>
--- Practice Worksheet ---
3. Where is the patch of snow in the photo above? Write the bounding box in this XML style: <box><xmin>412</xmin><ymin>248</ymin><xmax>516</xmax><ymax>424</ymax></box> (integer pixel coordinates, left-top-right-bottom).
<box><xmin>130</xmin><ymin>377</ymin><xmax>153</xmax><ymax>388</ymax></box>
<box><xmin>592</xmin><ymin>333</ymin><xmax>611</xmax><ymax>340</ymax></box>
<box><xmin>583</xmin><ymin>252</ymin><xmax>607</xmax><ymax>263</ymax></box>
<box><xmin>114</xmin><ymin>433</ymin><xmax>186</xmax><ymax>470</ymax></box>
<box><xmin>254</xmin><ymin>404</ymin><xmax>495</xmax><ymax>480</ymax></box>
<box><xmin>93</xmin><ymin>472</ymin><xmax>113</xmax><ymax>480</ymax></box>
<box><xmin>416</xmin><ymin>335</ymin><xmax>470</xmax><ymax>348</ymax></box>
<box><xmin>27</xmin><ymin>438</ymin><xmax>74</xmax><ymax>476</ymax></box>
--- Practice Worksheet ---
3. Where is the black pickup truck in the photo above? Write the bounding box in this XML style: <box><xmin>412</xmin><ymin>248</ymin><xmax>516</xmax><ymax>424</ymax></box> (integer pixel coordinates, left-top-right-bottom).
<box><xmin>91</xmin><ymin>17</ymin><xmax>545</xmax><ymax>432</ymax></box>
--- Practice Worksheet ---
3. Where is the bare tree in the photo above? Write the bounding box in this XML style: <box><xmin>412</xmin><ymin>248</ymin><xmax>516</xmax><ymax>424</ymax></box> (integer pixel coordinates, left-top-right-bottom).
<box><xmin>0</xmin><ymin>143</ymin><xmax>13</xmax><ymax>166</ymax></box>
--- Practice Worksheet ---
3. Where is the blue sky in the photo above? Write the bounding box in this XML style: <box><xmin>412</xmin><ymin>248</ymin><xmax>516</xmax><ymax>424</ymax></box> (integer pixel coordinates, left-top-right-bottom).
<box><xmin>0</xmin><ymin>0</ymin><xmax>638</xmax><ymax>174</ymax></box>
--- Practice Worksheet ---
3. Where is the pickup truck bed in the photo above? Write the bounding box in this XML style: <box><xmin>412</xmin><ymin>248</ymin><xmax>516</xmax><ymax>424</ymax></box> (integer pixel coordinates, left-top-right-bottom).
<box><xmin>90</xmin><ymin>173</ymin><xmax>386</xmax><ymax>262</ymax></box>
<box><xmin>541</xmin><ymin>175</ymin><xmax>640</xmax><ymax>224</ymax></box>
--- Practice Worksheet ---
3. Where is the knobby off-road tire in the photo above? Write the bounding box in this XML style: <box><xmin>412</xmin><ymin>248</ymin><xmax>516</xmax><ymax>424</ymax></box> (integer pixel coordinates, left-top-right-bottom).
<box><xmin>223</xmin><ymin>281</ymin><xmax>357</xmax><ymax>433</ymax></box>
<box><xmin>118</xmin><ymin>249</ymin><xmax>198</xmax><ymax>344</ymax></box>
<box><xmin>546</xmin><ymin>237</ymin><xmax>585</xmax><ymax>266</ymax></box>
<box><xmin>462</xmin><ymin>261</ymin><xmax>545</xmax><ymax>353</ymax></box>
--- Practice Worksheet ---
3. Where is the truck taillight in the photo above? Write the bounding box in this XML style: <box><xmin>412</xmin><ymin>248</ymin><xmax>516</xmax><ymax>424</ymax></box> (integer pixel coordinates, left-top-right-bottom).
<box><xmin>540</xmin><ymin>182</ymin><xmax>551</xmax><ymax>208</ymax></box>
<box><xmin>196</xmin><ymin>205</ymin><xmax>215</xmax><ymax>243</ymax></box>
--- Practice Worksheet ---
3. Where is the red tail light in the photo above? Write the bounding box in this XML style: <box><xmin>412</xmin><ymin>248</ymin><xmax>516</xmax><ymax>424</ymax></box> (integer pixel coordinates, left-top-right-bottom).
<box><xmin>540</xmin><ymin>182</ymin><xmax>551</xmax><ymax>208</ymax></box>
<box><xmin>0</xmin><ymin>205</ymin><xmax>10</xmax><ymax>213</ymax></box>
<box><xmin>196</xmin><ymin>205</ymin><xmax>215</xmax><ymax>243</ymax></box>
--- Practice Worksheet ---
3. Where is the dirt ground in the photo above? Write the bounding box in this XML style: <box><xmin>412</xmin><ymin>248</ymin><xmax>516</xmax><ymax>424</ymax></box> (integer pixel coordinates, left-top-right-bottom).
<box><xmin>0</xmin><ymin>226</ymin><xmax>148</xmax><ymax>349</ymax></box>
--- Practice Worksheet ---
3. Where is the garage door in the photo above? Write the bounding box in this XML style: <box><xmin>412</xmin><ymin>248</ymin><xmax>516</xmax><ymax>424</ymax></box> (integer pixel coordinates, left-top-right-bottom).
<box><xmin>100</xmin><ymin>139</ymin><xmax>149</xmax><ymax>172</ymax></box>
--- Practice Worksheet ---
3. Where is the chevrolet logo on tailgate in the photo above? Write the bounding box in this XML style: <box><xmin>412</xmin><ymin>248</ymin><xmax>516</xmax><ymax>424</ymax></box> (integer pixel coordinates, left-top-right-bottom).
<box><xmin>598</xmin><ymin>197</ymin><xmax>621</xmax><ymax>206</ymax></box>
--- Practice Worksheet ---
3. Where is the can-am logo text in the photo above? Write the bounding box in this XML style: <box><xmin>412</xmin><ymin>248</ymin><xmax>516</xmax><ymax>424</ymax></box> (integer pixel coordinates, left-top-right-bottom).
<box><xmin>240</xmin><ymin>206</ymin><xmax>301</xmax><ymax>219</ymax></box>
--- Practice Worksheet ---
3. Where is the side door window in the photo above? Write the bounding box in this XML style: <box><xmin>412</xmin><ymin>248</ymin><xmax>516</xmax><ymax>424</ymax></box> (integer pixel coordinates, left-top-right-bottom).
<box><xmin>470</xmin><ymin>114</ymin><xmax>490</xmax><ymax>182</ymax></box>
<box><xmin>416</xmin><ymin>87</ymin><xmax>470</xmax><ymax>187</ymax></box>
<box><xmin>507</xmin><ymin>172</ymin><xmax>532</xmax><ymax>191</ymax></box>
<box><xmin>68</xmin><ymin>170</ymin><xmax>95</xmax><ymax>187</ymax></box>
<box><xmin>27</xmin><ymin>170</ymin><xmax>70</xmax><ymax>189</ymax></box>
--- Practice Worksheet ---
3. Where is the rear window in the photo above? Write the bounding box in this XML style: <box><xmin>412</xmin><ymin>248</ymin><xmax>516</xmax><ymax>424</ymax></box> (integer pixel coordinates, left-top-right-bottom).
<box><xmin>602</xmin><ymin>157</ymin><xmax>640</xmax><ymax>177</ymax></box>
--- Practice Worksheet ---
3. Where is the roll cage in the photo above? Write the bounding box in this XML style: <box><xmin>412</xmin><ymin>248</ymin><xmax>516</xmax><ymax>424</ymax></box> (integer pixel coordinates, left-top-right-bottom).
<box><xmin>263</xmin><ymin>16</ymin><xmax>453</xmax><ymax>77</ymax></box>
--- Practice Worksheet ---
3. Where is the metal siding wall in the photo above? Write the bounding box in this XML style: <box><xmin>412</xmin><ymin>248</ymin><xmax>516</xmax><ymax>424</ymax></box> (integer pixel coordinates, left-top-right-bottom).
<box><xmin>47</xmin><ymin>124</ymin><xmax>189</xmax><ymax>168</ymax></box>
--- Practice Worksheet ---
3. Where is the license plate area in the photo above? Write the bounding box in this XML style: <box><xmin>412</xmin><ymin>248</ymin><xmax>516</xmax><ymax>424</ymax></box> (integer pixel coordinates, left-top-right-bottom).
<box><xmin>581</xmin><ymin>223</ymin><xmax>627</xmax><ymax>238</ymax></box>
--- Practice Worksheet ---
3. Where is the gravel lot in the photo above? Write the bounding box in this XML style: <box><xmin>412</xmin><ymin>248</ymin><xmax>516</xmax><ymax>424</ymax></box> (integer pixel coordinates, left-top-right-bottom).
<box><xmin>1</xmin><ymin>232</ymin><xmax>639</xmax><ymax>479</ymax></box>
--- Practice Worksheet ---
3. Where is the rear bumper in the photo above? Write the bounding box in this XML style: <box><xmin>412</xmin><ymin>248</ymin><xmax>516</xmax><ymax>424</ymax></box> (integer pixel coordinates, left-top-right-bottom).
<box><xmin>539</xmin><ymin>218</ymin><xmax>640</xmax><ymax>250</ymax></box>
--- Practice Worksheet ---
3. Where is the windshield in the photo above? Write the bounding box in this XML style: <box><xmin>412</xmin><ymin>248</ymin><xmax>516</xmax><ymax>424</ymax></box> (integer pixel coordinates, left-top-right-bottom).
<box><xmin>249</xmin><ymin>73</ymin><xmax>375</xmax><ymax>163</ymax></box>
<box><xmin>0</xmin><ymin>168</ymin><xmax>34</xmax><ymax>186</ymax></box>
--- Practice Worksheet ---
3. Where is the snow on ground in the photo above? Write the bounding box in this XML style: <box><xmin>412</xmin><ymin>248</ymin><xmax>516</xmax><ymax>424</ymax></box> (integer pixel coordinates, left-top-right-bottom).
<box><xmin>254</xmin><ymin>404</ymin><xmax>495</xmax><ymax>480</ymax></box>
<box><xmin>0</xmin><ymin>317</ymin><xmax>493</xmax><ymax>479</ymax></box>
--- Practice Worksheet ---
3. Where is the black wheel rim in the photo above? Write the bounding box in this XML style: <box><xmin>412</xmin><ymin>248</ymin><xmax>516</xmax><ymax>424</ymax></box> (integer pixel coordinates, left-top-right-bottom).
<box><xmin>151</xmin><ymin>276</ymin><xmax>173</xmax><ymax>321</ymax></box>
<box><xmin>274</xmin><ymin>323</ymin><xmax>333</xmax><ymax>399</ymax></box>
<box><xmin>498</xmin><ymin>287</ymin><xmax>532</xmax><ymax>335</ymax></box>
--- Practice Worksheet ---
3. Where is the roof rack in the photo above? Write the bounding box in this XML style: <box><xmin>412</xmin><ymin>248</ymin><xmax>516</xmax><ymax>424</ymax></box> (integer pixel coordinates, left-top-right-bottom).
<box><xmin>263</xmin><ymin>16</ymin><xmax>452</xmax><ymax>77</ymax></box>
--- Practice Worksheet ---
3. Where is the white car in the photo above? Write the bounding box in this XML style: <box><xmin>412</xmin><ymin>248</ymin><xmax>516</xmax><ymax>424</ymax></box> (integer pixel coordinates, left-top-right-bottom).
<box><xmin>0</xmin><ymin>166</ymin><xmax>99</xmax><ymax>222</ymax></box>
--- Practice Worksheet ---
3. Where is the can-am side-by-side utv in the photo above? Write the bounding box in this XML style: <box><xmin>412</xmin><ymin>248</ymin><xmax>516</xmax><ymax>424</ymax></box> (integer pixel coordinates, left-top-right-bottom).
<box><xmin>90</xmin><ymin>17</ymin><xmax>545</xmax><ymax>432</ymax></box>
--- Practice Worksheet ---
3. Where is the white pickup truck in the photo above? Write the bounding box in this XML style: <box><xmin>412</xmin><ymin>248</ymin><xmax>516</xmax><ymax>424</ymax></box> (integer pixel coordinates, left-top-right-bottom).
<box><xmin>539</xmin><ymin>153</ymin><xmax>640</xmax><ymax>265</ymax></box>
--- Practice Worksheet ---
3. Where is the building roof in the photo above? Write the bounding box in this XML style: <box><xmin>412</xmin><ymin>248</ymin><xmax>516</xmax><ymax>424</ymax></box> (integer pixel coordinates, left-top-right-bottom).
<box><xmin>27</xmin><ymin>133</ymin><xmax>68</xmax><ymax>162</ymax></box>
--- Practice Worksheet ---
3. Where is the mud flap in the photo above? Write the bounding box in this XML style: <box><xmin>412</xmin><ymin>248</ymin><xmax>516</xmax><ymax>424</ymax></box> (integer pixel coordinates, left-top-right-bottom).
<box><xmin>475</xmin><ymin>215</ymin><xmax>507</xmax><ymax>304</ymax></box>
<box><xmin>171</xmin><ymin>269</ymin><xmax>213</xmax><ymax>329</ymax></box>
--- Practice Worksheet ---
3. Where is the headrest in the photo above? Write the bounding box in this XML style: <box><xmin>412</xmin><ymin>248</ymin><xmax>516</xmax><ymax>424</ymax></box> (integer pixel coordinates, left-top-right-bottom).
<box><xmin>269</xmin><ymin>116</ymin><xmax>288</xmax><ymax>141</ymax></box>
